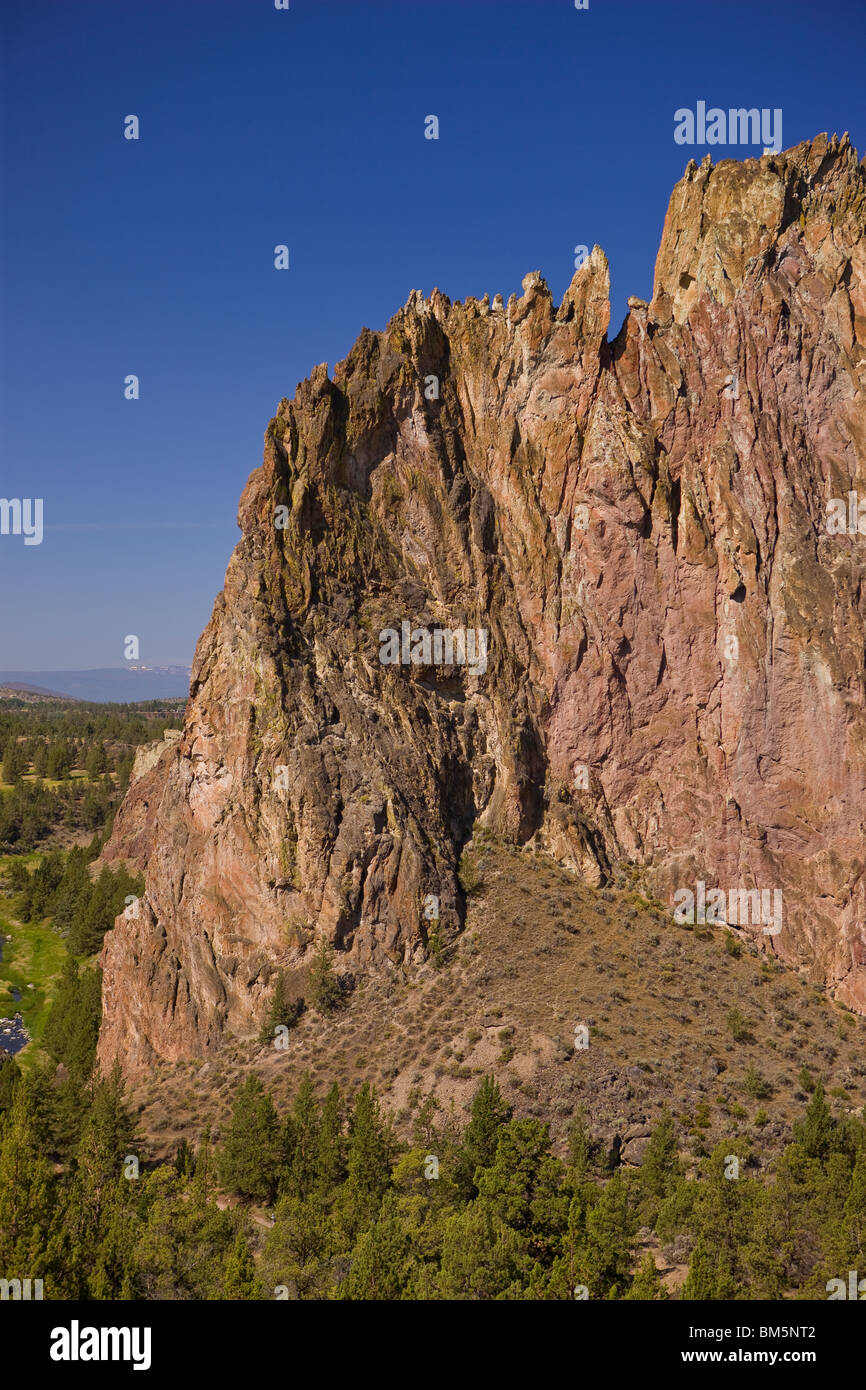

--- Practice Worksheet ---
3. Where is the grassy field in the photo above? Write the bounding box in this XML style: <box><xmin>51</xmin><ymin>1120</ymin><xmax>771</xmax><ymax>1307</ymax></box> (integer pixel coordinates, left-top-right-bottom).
<box><xmin>0</xmin><ymin>852</ymin><xmax>67</xmax><ymax>1071</ymax></box>
<box><xmin>0</xmin><ymin>768</ymin><xmax>99</xmax><ymax>792</ymax></box>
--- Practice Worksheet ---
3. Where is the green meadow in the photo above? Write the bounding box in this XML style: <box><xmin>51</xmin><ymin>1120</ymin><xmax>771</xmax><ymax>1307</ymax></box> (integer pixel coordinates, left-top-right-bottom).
<box><xmin>0</xmin><ymin>852</ymin><xmax>67</xmax><ymax>1071</ymax></box>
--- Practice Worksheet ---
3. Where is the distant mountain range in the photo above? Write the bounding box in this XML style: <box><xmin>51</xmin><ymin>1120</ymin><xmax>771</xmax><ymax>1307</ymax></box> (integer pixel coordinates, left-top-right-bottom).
<box><xmin>0</xmin><ymin>667</ymin><xmax>191</xmax><ymax>703</ymax></box>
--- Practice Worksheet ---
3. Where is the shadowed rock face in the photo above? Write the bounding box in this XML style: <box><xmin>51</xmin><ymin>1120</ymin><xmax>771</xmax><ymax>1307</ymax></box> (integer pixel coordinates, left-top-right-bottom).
<box><xmin>99</xmin><ymin>135</ymin><xmax>866</xmax><ymax>1077</ymax></box>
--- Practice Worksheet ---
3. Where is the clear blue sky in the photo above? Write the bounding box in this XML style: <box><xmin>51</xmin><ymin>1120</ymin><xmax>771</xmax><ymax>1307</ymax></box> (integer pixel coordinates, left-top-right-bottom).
<box><xmin>1</xmin><ymin>0</ymin><xmax>863</xmax><ymax>669</ymax></box>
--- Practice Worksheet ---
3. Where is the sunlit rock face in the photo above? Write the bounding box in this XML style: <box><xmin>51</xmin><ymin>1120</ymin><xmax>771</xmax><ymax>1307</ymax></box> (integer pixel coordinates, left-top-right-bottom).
<box><xmin>99</xmin><ymin>135</ymin><xmax>866</xmax><ymax>1076</ymax></box>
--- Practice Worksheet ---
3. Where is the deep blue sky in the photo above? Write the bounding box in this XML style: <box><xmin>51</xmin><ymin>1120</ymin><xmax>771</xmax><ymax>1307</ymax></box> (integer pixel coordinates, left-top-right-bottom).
<box><xmin>2</xmin><ymin>0</ymin><xmax>863</xmax><ymax>670</ymax></box>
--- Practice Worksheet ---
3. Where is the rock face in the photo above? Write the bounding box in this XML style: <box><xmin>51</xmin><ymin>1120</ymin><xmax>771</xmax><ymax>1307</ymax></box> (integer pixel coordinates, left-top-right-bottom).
<box><xmin>98</xmin><ymin>136</ymin><xmax>866</xmax><ymax>1077</ymax></box>
<box><xmin>100</xmin><ymin>731</ymin><xmax>181</xmax><ymax>876</ymax></box>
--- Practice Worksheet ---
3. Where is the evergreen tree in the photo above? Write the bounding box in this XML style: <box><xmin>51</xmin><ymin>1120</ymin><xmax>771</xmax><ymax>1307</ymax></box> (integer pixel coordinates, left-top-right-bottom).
<box><xmin>476</xmin><ymin>1117</ymin><xmax>567</xmax><ymax>1261</ymax></box>
<box><xmin>316</xmin><ymin>1082</ymin><xmax>346</xmax><ymax>1195</ymax></box>
<box><xmin>566</xmin><ymin>1106</ymin><xmax>594</xmax><ymax>1178</ymax></box>
<box><xmin>438</xmin><ymin>1199</ymin><xmax>523</xmax><ymax>1299</ymax></box>
<box><xmin>455</xmin><ymin>1074</ymin><xmax>512</xmax><ymax>1198</ymax></box>
<box><xmin>639</xmin><ymin>1107</ymin><xmax>682</xmax><ymax>1201</ymax></box>
<box><xmin>0</xmin><ymin>1079</ymin><xmax>56</xmax><ymax>1278</ymax></box>
<box><xmin>259</xmin><ymin>969</ymin><xmax>303</xmax><ymax>1044</ymax></box>
<box><xmin>342</xmin><ymin>1196</ymin><xmax>414</xmax><ymax>1300</ymax></box>
<box><xmin>341</xmin><ymin>1083</ymin><xmax>392</xmax><ymax>1234</ymax></box>
<box><xmin>20</xmin><ymin>849</ymin><xmax>64</xmax><ymax>920</ymax></box>
<box><xmin>2</xmin><ymin>738</ymin><xmax>26</xmax><ymax>785</ymax></box>
<box><xmin>0</xmin><ymin>1051</ymin><xmax>21</xmax><ymax>1116</ymax></box>
<box><xmin>579</xmin><ymin>1171</ymin><xmax>636</xmax><ymax>1298</ymax></box>
<box><xmin>308</xmin><ymin>937</ymin><xmax>341</xmax><ymax>1014</ymax></box>
<box><xmin>51</xmin><ymin>847</ymin><xmax>91</xmax><ymax>935</ymax></box>
<box><xmin>793</xmin><ymin>1081</ymin><xmax>836</xmax><ymax>1159</ymax></box>
<box><xmin>192</xmin><ymin>1126</ymin><xmax>213</xmax><ymax>1204</ymax></box>
<box><xmin>59</xmin><ymin>1065</ymin><xmax>141</xmax><ymax>1295</ymax></box>
<box><xmin>46</xmin><ymin>741</ymin><xmax>72</xmax><ymax>780</ymax></box>
<box><xmin>625</xmin><ymin>1250</ymin><xmax>668</xmax><ymax>1300</ymax></box>
<box><xmin>261</xmin><ymin>1191</ymin><xmax>333</xmax><ymax>1300</ymax></box>
<box><xmin>132</xmin><ymin>1165</ymin><xmax>237</xmax><ymax>1300</ymax></box>
<box><xmin>174</xmin><ymin>1137</ymin><xmax>195</xmax><ymax>1181</ymax></box>
<box><xmin>286</xmin><ymin>1073</ymin><xmax>320</xmax><ymax>1199</ymax></box>
<box><xmin>217</xmin><ymin>1077</ymin><xmax>284</xmax><ymax>1202</ymax></box>
<box><xmin>85</xmin><ymin>742</ymin><xmax>107</xmax><ymax>779</ymax></box>
<box><xmin>222</xmin><ymin>1233</ymin><xmax>263</xmax><ymax>1299</ymax></box>
<box><xmin>42</xmin><ymin>955</ymin><xmax>102</xmax><ymax>1086</ymax></box>
<box><xmin>682</xmin><ymin>1235</ymin><xmax>724</xmax><ymax>1299</ymax></box>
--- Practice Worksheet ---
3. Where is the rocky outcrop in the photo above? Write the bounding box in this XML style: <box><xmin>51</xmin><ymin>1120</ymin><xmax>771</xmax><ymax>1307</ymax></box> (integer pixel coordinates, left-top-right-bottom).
<box><xmin>98</xmin><ymin>135</ymin><xmax>866</xmax><ymax>1077</ymax></box>
<box><xmin>100</xmin><ymin>731</ymin><xmax>182</xmax><ymax>875</ymax></box>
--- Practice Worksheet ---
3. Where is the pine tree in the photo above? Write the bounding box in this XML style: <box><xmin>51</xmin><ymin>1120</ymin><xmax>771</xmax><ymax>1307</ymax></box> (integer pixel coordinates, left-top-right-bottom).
<box><xmin>258</xmin><ymin>969</ymin><xmax>303</xmax><ymax>1044</ymax></box>
<box><xmin>438</xmin><ymin>1198</ymin><xmax>523</xmax><ymax>1299</ymax></box>
<box><xmin>222</xmin><ymin>1234</ymin><xmax>263</xmax><ymax>1299</ymax></box>
<box><xmin>85</xmin><ymin>742</ymin><xmax>107</xmax><ymax>779</ymax></box>
<box><xmin>308</xmin><ymin>937</ymin><xmax>341</xmax><ymax>1014</ymax></box>
<box><xmin>316</xmin><ymin>1082</ymin><xmax>346</xmax><ymax>1195</ymax></box>
<box><xmin>455</xmin><ymin>1074</ymin><xmax>512</xmax><ymax>1197</ymax></box>
<box><xmin>0</xmin><ymin>1079</ymin><xmax>56</xmax><ymax>1277</ymax></box>
<box><xmin>793</xmin><ymin>1081</ymin><xmax>836</xmax><ymax>1159</ymax></box>
<box><xmin>342</xmin><ymin>1196</ymin><xmax>414</xmax><ymax>1300</ymax></box>
<box><xmin>84</xmin><ymin>1173</ymin><xmax>140</xmax><ymax>1300</ymax></box>
<box><xmin>191</xmin><ymin>1126</ymin><xmax>212</xmax><ymax>1204</ymax></box>
<box><xmin>60</xmin><ymin>1064</ymin><xmax>142</xmax><ymax>1295</ymax></box>
<box><xmin>0</xmin><ymin>1051</ymin><xmax>21</xmax><ymax>1117</ymax></box>
<box><xmin>217</xmin><ymin>1077</ymin><xmax>284</xmax><ymax>1202</ymax></box>
<box><xmin>174</xmin><ymin>1137</ymin><xmax>195</xmax><ymax>1181</ymax></box>
<box><xmin>46</xmin><ymin>741</ymin><xmax>72</xmax><ymax>780</ymax></box>
<box><xmin>42</xmin><ymin>955</ymin><xmax>102</xmax><ymax>1086</ymax></box>
<box><xmin>341</xmin><ymin>1083</ymin><xmax>392</xmax><ymax>1233</ymax></box>
<box><xmin>580</xmin><ymin>1170</ymin><xmax>636</xmax><ymax>1298</ymax></box>
<box><xmin>2</xmin><ymin>738</ymin><xmax>26</xmax><ymax>785</ymax></box>
<box><xmin>260</xmin><ymin>1191</ymin><xmax>333</xmax><ymax>1300</ymax></box>
<box><xmin>625</xmin><ymin>1250</ymin><xmax>668</xmax><ymax>1300</ymax></box>
<box><xmin>640</xmin><ymin>1107</ymin><xmax>681</xmax><ymax>1199</ymax></box>
<box><xmin>287</xmin><ymin>1073</ymin><xmax>320</xmax><ymax>1199</ymax></box>
<box><xmin>476</xmin><ymin>1117</ymin><xmax>566</xmax><ymax>1259</ymax></box>
<box><xmin>682</xmin><ymin>1235</ymin><xmax>722</xmax><ymax>1299</ymax></box>
<box><xmin>566</xmin><ymin>1106</ymin><xmax>594</xmax><ymax>1177</ymax></box>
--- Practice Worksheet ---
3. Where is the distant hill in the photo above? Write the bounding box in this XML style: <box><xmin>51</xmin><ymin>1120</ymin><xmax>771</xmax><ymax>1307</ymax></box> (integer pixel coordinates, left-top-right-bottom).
<box><xmin>0</xmin><ymin>682</ymin><xmax>75</xmax><ymax>701</ymax></box>
<box><xmin>0</xmin><ymin>667</ymin><xmax>191</xmax><ymax>703</ymax></box>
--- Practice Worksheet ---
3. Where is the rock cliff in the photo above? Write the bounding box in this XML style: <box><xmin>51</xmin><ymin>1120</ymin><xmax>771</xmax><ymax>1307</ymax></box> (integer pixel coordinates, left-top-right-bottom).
<box><xmin>99</xmin><ymin>135</ymin><xmax>866</xmax><ymax>1076</ymax></box>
